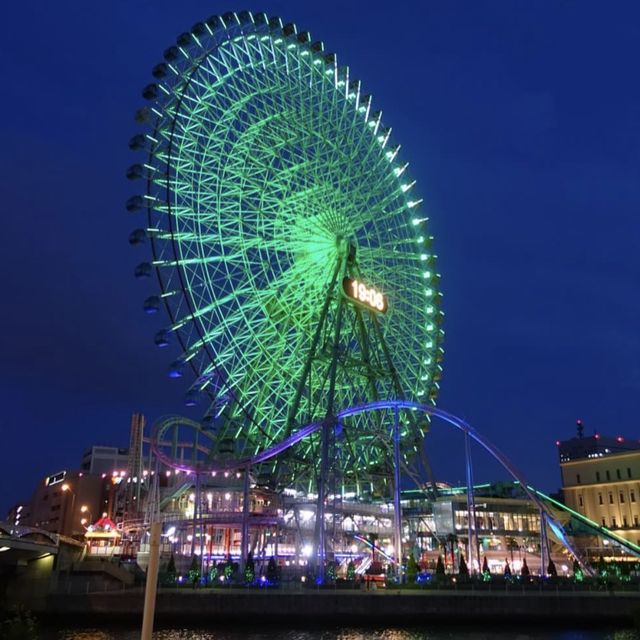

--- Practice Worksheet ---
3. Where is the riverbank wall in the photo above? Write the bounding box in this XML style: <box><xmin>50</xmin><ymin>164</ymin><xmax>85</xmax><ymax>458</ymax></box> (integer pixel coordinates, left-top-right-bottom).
<box><xmin>35</xmin><ymin>589</ymin><xmax>640</xmax><ymax>625</ymax></box>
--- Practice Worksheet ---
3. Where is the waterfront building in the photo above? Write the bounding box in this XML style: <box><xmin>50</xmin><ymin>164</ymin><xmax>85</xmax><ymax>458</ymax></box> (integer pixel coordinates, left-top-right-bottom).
<box><xmin>558</xmin><ymin>421</ymin><xmax>640</xmax><ymax>554</ymax></box>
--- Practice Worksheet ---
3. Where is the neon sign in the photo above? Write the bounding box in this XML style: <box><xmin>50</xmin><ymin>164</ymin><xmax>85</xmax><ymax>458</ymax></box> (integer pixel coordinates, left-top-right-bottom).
<box><xmin>343</xmin><ymin>277</ymin><xmax>387</xmax><ymax>313</ymax></box>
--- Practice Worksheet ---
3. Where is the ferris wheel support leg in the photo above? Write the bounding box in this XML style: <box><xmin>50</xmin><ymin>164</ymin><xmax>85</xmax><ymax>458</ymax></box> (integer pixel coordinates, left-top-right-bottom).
<box><xmin>191</xmin><ymin>473</ymin><xmax>200</xmax><ymax>560</ymax></box>
<box><xmin>393</xmin><ymin>405</ymin><xmax>403</xmax><ymax>583</ymax></box>
<box><xmin>241</xmin><ymin>465</ymin><xmax>250</xmax><ymax>571</ymax></box>
<box><xmin>285</xmin><ymin>260</ymin><xmax>342</xmax><ymax>434</ymax></box>
<box><xmin>315</xmin><ymin>294</ymin><xmax>345</xmax><ymax>583</ymax></box>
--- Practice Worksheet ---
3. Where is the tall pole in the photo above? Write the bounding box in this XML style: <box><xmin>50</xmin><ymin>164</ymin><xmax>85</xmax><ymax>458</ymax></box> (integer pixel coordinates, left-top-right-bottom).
<box><xmin>464</xmin><ymin>430</ymin><xmax>479</xmax><ymax>572</ymax></box>
<box><xmin>393</xmin><ymin>405</ymin><xmax>403</xmax><ymax>582</ymax></box>
<box><xmin>540</xmin><ymin>509</ymin><xmax>547</xmax><ymax>577</ymax></box>
<box><xmin>141</xmin><ymin>465</ymin><xmax>160</xmax><ymax>640</ymax></box>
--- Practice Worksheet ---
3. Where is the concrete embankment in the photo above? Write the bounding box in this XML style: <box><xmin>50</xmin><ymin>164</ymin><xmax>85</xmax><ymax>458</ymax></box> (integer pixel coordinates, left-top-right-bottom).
<box><xmin>37</xmin><ymin>589</ymin><xmax>640</xmax><ymax>624</ymax></box>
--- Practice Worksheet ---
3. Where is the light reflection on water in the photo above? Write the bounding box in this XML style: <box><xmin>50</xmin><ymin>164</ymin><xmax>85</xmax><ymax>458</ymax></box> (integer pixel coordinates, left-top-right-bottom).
<box><xmin>49</xmin><ymin>627</ymin><xmax>640</xmax><ymax>640</ymax></box>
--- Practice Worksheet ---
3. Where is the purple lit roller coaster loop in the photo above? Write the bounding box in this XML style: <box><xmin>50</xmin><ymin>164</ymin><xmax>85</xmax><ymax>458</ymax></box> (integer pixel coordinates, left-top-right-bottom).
<box><xmin>150</xmin><ymin>401</ymin><xmax>594</xmax><ymax>576</ymax></box>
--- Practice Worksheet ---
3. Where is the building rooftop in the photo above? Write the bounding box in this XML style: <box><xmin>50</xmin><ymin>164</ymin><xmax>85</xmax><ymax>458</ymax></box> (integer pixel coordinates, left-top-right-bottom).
<box><xmin>557</xmin><ymin>420</ymin><xmax>640</xmax><ymax>463</ymax></box>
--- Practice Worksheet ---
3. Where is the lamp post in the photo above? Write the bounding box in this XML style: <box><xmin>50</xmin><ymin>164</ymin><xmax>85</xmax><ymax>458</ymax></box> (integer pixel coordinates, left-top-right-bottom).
<box><xmin>61</xmin><ymin>483</ymin><xmax>77</xmax><ymax>537</ymax></box>
<box><xmin>80</xmin><ymin>505</ymin><xmax>93</xmax><ymax>529</ymax></box>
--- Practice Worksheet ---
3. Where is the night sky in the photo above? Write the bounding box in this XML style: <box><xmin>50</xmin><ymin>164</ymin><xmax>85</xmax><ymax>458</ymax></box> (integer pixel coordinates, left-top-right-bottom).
<box><xmin>2</xmin><ymin>1</ymin><xmax>639</xmax><ymax>515</ymax></box>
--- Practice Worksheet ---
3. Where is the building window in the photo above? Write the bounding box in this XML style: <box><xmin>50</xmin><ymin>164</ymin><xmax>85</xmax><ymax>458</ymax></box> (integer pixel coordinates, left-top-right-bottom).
<box><xmin>578</xmin><ymin>495</ymin><xmax>583</xmax><ymax>507</ymax></box>
<box><xmin>628</xmin><ymin>468</ymin><xmax>632</xmax><ymax>478</ymax></box>
<box><xmin>598</xmin><ymin>493</ymin><xmax>603</xmax><ymax>505</ymax></box>
<box><xmin>617</xmin><ymin>469</ymin><xmax>622</xmax><ymax>480</ymax></box>
<box><xmin>606</xmin><ymin>470</ymin><xmax>611</xmax><ymax>481</ymax></box>
<box><xmin>576</xmin><ymin>473</ymin><xmax>581</xmax><ymax>484</ymax></box>
<box><xmin>602</xmin><ymin>518</ymin><xmax>606</xmax><ymax>526</ymax></box>
<box><xmin>609</xmin><ymin>493</ymin><xmax>614</xmax><ymax>504</ymax></box>
<box><xmin>620</xmin><ymin>493</ymin><xmax>625</xmax><ymax>503</ymax></box>
<box><xmin>631</xmin><ymin>491</ymin><xmax>636</xmax><ymax>503</ymax></box>
<box><xmin>596</xmin><ymin>471</ymin><xmax>601</xmax><ymax>482</ymax></box>
<box><xmin>623</xmin><ymin>516</ymin><xmax>628</xmax><ymax>527</ymax></box>
<box><xmin>612</xmin><ymin>517</ymin><xmax>617</xmax><ymax>527</ymax></box>
<box><xmin>634</xmin><ymin>516</ymin><xmax>639</xmax><ymax>527</ymax></box>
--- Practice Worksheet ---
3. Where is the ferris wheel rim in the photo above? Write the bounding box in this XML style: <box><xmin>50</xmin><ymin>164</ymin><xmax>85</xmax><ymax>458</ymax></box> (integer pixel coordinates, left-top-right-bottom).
<box><xmin>129</xmin><ymin>11</ymin><xmax>444</xmax><ymax>467</ymax></box>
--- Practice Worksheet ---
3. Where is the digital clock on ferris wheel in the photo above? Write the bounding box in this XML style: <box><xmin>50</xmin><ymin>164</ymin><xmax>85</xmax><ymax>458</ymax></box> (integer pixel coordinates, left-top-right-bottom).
<box><xmin>342</xmin><ymin>277</ymin><xmax>387</xmax><ymax>313</ymax></box>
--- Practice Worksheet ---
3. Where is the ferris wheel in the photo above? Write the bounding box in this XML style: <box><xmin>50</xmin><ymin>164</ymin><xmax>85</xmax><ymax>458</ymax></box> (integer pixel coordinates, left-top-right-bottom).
<box><xmin>127</xmin><ymin>11</ymin><xmax>444</xmax><ymax>493</ymax></box>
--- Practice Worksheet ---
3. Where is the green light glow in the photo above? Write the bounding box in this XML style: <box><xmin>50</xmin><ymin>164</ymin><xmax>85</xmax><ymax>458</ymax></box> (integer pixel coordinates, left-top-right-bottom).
<box><xmin>134</xmin><ymin>14</ymin><xmax>444</xmax><ymax>480</ymax></box>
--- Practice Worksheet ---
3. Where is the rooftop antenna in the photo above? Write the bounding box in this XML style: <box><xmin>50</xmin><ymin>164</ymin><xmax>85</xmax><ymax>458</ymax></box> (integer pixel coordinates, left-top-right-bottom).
<box><xmin>576</xmin><ymin>419</ymin><xmax>584</xmax><ymax>439</ymax></box>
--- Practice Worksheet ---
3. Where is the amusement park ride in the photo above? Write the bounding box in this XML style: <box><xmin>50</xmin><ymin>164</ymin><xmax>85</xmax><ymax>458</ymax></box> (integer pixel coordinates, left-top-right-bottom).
<box><xmin>125</xmin><ymin>10</ymin><xmax>597</xmax><ymax>585</ymax></box>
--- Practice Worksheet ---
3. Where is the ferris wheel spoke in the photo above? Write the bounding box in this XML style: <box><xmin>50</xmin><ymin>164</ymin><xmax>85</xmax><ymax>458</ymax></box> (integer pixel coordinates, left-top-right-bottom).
<box><xmin>133</xmin><ymin>15</ymin><xmax>444</xmax><ymax>486</ymax></box>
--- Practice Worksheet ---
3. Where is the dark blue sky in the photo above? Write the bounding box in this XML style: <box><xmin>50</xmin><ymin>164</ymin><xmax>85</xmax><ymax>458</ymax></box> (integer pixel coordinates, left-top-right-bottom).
<box><xmin>2</xmin><ymin>1</ymin><xmax>639</xmax><ymax>514</ymax></box>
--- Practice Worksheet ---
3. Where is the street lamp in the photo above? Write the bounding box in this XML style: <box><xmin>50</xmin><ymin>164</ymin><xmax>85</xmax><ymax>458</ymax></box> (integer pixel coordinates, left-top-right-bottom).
<box><xmin>80</xmin><ymin>505</ymin><xmax>93</xmax><ymax>529</ymax></box>
<box><xmin>61</xmin><ymin>483</ymin><xmax>77</xmax><ymax>536</ymax></box>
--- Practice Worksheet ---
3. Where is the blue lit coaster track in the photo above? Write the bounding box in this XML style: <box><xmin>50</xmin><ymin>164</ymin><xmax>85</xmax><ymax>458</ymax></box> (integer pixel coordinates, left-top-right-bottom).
<box><xmin>150</xmin><ymin>400</ymin><xmax>599</xmax><ymax>576</ymax></box>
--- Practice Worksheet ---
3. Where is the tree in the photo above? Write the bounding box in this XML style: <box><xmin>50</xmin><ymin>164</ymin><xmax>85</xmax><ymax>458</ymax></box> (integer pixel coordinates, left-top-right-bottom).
<box><xmin>166</xmin><ymin>553</ymin><xmax>176</xmax><ymax>576</ymax></box>
<box><xmin>597</xmin><ymin>555</ymin><xmax>607</xmax><ymax>578</ymax></box>
<box><xmin>547</xmin><ymin>558</ymin><xmax>557</xmax><ymax>578</ymax></box>
<box><xmin>406</xmin><ymin>555</ymin><xmax>420</xmax><ymax>583</ymax></box>
<box><xmin>266</xmin><ymin>556</ymin><xmax>278</xmax><ymax>584</ymax></box>
<box><xmin>223</xmin><ymin>560</ymin><xmax>235</xmax><ymax>583</ymax></box>
<box><xmin>188</xmin><ymin>556</ymin><xmax>200</xmax><ymax>587</ymax></box>
<box><xmin>572</xmin><ymin>558</ymin><xmax>583</xmax><ymax>582</ymax></box>
<box><xmin>482</xmin><ymin>555</ymin><xmax>491</xmax><ymax>581</ymax></box>
<box><xmin>504</xmin><ymin>559</ymin><xmax>512</xmax><ymax>579</ymax></box>
<box><xmin>458</xmin><ymin>555</ymin><xmax>469</xmax><ymax>579</ymax></box>
<box><xmin>436</xmin><ymin>555</ymin><xmax>445</xmax><ymax>576</ymax></box>
<box><xmin>244</xmin><ymin>552</ymin><xmax>255</xmax><ymax>584</ymax></box>
<box><xmin>162</xmin><ymin>553</ymin><xmax>177</xmax><ymax>587</ymax></box>
<box><xmin>521</xmin><ymin>557</ymin><xmax>530</xmax><ymax>578</ymax></box>
<box><xmin>346</xmin><ymin>560</ymin><xmax>356</xmax><ymax>582</ymax></box>
<box><xmin>326</xmin><ymin>560</ymin><xmax>337</xmax><ymax>583</ymax></box>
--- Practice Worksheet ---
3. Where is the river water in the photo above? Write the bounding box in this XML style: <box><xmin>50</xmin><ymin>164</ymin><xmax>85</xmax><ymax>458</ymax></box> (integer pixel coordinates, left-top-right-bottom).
<box><xmin>41</xmin><ymin>627</ymin><xmax>640</xmax><ymax>640</ymax></box>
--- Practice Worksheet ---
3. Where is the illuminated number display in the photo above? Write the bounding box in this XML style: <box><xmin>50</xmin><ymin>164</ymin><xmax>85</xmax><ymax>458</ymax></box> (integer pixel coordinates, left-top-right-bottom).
<box><xmin>342</xmin><ymin>277</ymin><xmax>387</xmax><ymax>313</ymax></box>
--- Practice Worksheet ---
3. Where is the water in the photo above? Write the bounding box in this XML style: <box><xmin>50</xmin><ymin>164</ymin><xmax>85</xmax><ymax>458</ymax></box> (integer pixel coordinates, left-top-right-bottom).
<box><xmin>41</xmin><ymin>627</ymin><xmax>640</xmax><ymax>640</ymax></box>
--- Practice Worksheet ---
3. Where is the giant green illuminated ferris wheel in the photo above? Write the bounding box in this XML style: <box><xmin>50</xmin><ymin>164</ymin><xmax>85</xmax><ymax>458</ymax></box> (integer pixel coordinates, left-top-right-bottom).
<box><xmin>128</xmin><ymin>11</ymin><xmax>444</xmax><ymax>492</ymax></box>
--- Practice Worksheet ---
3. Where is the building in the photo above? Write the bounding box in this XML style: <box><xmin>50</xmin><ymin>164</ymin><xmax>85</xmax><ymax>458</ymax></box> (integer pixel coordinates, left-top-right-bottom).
<box><xmin>559</xmin><ymin>421</ymin><xmax>640</xmax><ymax>550</ymax></box>
<box><xmin>80</xmin><ymin>445</ymin><xmax>129</xmax><ymax>475</ymax></box>
<box><xmin>402</xmin><ymin>482</ymin><xmax>549</xmax><ymax>574</ymax></box>
<box><xmin>5</xmin><ymin>502</ymin><xmax>30</xmax><ymax>528</ymax></box>
<box><xmin>23</xmin><ymin>470</ymin><xmax>108</xmax><ymax>537</ymax></box>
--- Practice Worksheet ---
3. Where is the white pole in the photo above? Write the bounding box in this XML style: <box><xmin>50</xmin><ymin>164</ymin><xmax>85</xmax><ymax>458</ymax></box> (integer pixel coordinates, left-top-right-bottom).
<box><xmin>141</xmin><ymin>520</ymin><xmax>161</xmax><ymax>640</ymax></box>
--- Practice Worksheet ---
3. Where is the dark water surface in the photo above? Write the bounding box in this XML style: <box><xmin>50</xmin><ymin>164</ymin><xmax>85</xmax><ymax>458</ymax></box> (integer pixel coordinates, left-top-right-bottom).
<box><xmin>41</xmin><ymin>627</ymin><xmax>640</xmax><ymax>640</ymax></box>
